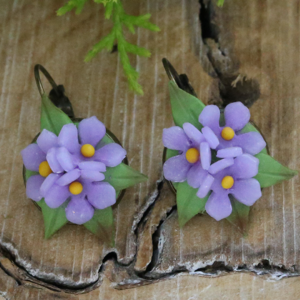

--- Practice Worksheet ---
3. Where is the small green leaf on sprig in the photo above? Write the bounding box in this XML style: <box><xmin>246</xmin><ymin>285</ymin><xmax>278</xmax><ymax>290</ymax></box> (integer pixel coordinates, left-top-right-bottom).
<box><xmin>57</xmin><ymin>0</ymin><xmax>160</xmax><ymax>95</ymax></box>
<box><xmin>217</xmin><ymin>0</ymin><xmax>225</xmax><ymax>7</ymax></box>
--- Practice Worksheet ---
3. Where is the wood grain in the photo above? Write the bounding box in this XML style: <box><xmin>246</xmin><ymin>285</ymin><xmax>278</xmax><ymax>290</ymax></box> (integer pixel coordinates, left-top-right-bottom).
<box><xmin>0</xmin><ymin>0</ymin><xmax>300</xmax><ymax>298</ymax></box>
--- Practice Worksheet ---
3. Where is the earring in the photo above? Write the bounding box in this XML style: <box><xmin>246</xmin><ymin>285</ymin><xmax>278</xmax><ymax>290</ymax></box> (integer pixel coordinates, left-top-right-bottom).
<box><xmin>21</xmin><ymin>65</ymin><xmax>147</xmax><ymax>241</ymax></box>
<box><xmin>161</xmin><ymin>59</ymin><xmax>297</xmax><ymax>233</ymax></box>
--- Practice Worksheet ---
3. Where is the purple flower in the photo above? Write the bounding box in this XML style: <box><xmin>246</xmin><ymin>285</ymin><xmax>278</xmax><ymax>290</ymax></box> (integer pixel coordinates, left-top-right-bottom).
<box><xmin>44</xmin><ymin>170</ymin><xmax>116</xmax><ymax>224</ymax></box>
<box><xmin>162</xmin><ymin>122</ymin><xmax>219</xmax><ymax>188</ymax></box>
<box><xmin>199</xmin><ymin>102</ymin><xmax>266</xmax><ymax>155</ymax></box>
<box><xmin>22</xmin><ymin>116</ymin><xmax>127</xmax><ymax>224</ymax></box>
<box><xmin>204</xmin><ymin>154</ymin><xmax>262</xmax><ymax>221</ymax></box>
<box><xmin>21</xmin><ymin>131</ymin><xmax>61</xmax><ymax>202</ymax></box>
<box><xmin>49</xmin><ymin>116</ymin><xmax>127</xmax><ymax>170</ymax></box>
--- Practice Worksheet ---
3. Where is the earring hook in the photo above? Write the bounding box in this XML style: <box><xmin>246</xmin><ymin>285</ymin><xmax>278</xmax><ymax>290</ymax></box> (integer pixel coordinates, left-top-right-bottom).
<box><xmin>34</xmin><ymin>64</ymin><xmax>74</xmax><ymax>119</ymax></box>
<box><xmin>162</xmin><ymin>58</ymin><xmax>197</xmax><ymax>97</ymax></box>
<box><xmin>34</xmin><ymin>64</ymin><xmax>60</xmax><ymax>97</ymax></box>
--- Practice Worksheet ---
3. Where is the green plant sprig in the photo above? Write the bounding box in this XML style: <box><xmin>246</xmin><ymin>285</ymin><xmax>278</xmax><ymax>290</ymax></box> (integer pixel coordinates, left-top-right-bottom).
<box><xmin>57</xmin><ymin>0</ymin><xmax>160</xmax><ymax>95</ymax></box>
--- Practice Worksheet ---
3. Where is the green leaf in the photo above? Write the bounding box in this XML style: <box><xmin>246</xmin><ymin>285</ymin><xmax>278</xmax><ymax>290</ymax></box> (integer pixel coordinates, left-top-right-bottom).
<box><xmin>84</xmin><ymin>32</ymin><xmax>115</xmax><ymax>62</ymax></box>
<box><xmin>254</xmin><ymin>153</ymin><xmax>298</xmax><ymax>188</ymax></box>
<box><xmin>37</xmin><ymin>199</ymin><xmax>69</xmax><ymax>239</ymax></box>
<box><xmin>217</xmin><ymin>0</ymin><xmax>225</xmax><ymax>7</ymax></box>
<box><xmin>41</xmin><ymin>94</ymin><xmax>73</xmax><ymax>135</ymax></box>
<box><xmin>176</xmin><ymin>181</ymin><xmax>208</xmax><ymax>227</ymax></box>
<box><xmin>84</xmin><ymin>207</ymin><xmax>114</xmax><ymax>246</ymax></box>
<box><xmin>240</xmin><ymin>122</ymin><xmax>267</xmax><ymax>154</ymax></box>
<box><xmin>57</xmin><ymin>0</ymin><xmax>88</xmax><ymax>16</ymax></box>
<box><xmin>104</xmin><ymin>163</ymin><xmax>147</xmax><ymax>191</ymax></box>
<box><xmin>25</xmin><ymin>169</ymin><xmax>38</xmax><ymax>181</ymax></box>
<box><xmin>124</xmin><ymin>42</ymin><xmax>151</xmax><ymax>57</ymax></box>
<box><xmin>169</xmin><ymin>81</ymin><xmax>205</xmax><ymax>130</ymax></box>
<box><xmin>165</xmin><ymin>149</ymin><xmax>179</xmax><ymax>161</ymax></box>
<box><xmin>104</xmin><ymin>2</ymin><xmax>114</xmax><ymax>19</ymax></box>
<box><xmin>226</xmin><ymin>196</ymin><xmax>250</xmax><ymax>235</ymax></box>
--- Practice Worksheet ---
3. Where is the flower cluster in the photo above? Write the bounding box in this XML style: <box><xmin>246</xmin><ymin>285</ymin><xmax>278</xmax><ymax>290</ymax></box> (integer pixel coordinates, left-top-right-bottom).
<box><xmin>22</xmin><ymin>116</ymin><xmax>126</xmax><ymax>225</ymax></box>
<box><xmin>163</xmin><ymin>102</ymin><xmax>266</xmax><ymax>221</ymax></box>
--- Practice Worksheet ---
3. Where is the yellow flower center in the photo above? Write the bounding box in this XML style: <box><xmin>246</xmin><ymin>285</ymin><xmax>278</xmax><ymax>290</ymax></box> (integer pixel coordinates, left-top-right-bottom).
<box><xmin>39</xmin><ymin>161</ymin><xmax>52</xmax><ymax>177</ymax></box>
<box><xmin>185</xmin><ymin>148</ymin><xmax>200</xmax><ymax>164</ymax></box>
<box><xmin>69</xmin><ymin>181</ymin><xmax>83</xmax><ymax>195</ymax></box>
<box><xmin>221</xmin><ymin>127</ymin><xmax>235</xmax><ymax>141</ymax></box>
<box><xmin>221</xmin><ymin>176</ymin><xmax>234</xmax><ymax>189</ymax></box>
<box><xmin>81</xmin><ymin>144</ymin><xmax>95</xmax><ymax>158</ymax></box>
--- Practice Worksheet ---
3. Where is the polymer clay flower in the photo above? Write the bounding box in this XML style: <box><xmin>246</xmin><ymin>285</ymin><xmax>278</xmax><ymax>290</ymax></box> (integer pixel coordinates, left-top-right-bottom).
<box><xmin>22</xmin><ymin>117</ymin><xmax>127</xmax><ymax>225</ymax></box>
<box><xmin>162</xmin><ymin>77</ymin><xmax>297</xmax><ymax>230</ymax></box>
<box><xmin>163</xmin><ymin>122</ymin><xmax>219</xmax><ymax>188</ymax></box>
<box><xmin>21</xmin><ymin>133</ymin><xmax>61</xmax><ymax>202</ymax></box>
<box><xmin>42</xmin><ymin>116</ymin><xmax>126</xmax><ymax>224</ymax></box>
<box><xmin>48</xmin><ymin>116</ymin><xmax>126</xmax><ymax>172</ymax></box>
<box><xmin>45</xmin><ymin>170</ymin><xmax>116</xmax><ymax>224</ymax></box>
<box><xmin>199</xmin><ymin>102</ymin><xmax>266</xmax><ymax>155</ymax></box>
<box><xmin>204</xmin><ymin>154</ymin><xmax>262</xmax><ymax>221</ymax></box>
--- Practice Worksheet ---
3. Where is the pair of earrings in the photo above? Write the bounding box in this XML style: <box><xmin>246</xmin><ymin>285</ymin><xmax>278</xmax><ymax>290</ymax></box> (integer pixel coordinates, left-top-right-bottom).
<box><xmin>22</xmin><ymin>60</ymin><xmax>297</xmax><ymax>240</ymax></box>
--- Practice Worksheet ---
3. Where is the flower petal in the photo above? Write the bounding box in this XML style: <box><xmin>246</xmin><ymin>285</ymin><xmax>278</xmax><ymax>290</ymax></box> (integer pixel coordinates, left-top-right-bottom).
<box><xmin>46</xmin><ymin>147</ymin><xmax>64</xmax><ymax>173</ymax></box>
<box><xmin>205</xmin><ymin>191</ymin><xmax>232</xmax><ymax>221</ymax></box>
<box><xmin>202</xmin><ymin>126</ymin><xmax>219</xmax><ymax>149</ymax></box>
<box><xmin>183</xmin><ymin>123</ymin><xmax>204</xmax><ymax>147</ymax></box>
<box><xmin>231</xmin><ymin>178</ymin><xmax>262</xmax><ymax>206</ymax></box>
<box><xmin>200</xmin><ymin>142</ymin><xmax>211</xmax><ymax>170</ymax></box>
<box><xmin>44</xmin><ymin>184</ymin><xmax>70</xmax><ymax>208</ymax></box>
<box><xmin>187</xmin><ymin>161</ymin><xmax>207</xmax><ymax>188</ymax></box>
<box><xmin>40</xmin><ymin>173</ymin><xmax>61</xmax><ymax>197</ymax></box>
<box><xmin>21</xmin><ymin>144</ymin><xmax>45</xmax><ymax>172</ymax></box>
<box><xmin>198</xmin><ymin>105</ymin><xmax>220</xmax><ymax>134</ymax></box>
<box><xmin>78</xmin><ymin>161</ymin><xmax>106</xmax><ymax>172</ymax></box>
<box><xmin>230</xmin><ymin>154</ymin><xmax>259</xmax><ymax>179</ymax></box>
<box><xmin>217</xmin><ymin>147</ymin><xmax>243</xmax><ymax>158</ymax></box>
<box><xmin>81</xmin><ymin>170</ymin><xmax>105</xmax><ymax>182</ymax></box>
<box><xmin>163</xmin><ymin>126</ymin><xmax>190</xmax><ymax>151</ymax></box>
<box><xmin>87</xmin><ymin>182</ymin><xmax>116</xmax><ymax>209</ymax></box>
<box><xmin>94</xmin><ymin>143</ymin><xmax>126</xmax><ymax>167</ymax></box>
<box><xmin>197</xmin><ymin>174</ymin><xmax>214</xmax><ymax>198</ymax></box>
<box><xmin>58</xmin><ymin>123</ymin><xmax>80</xmax><ymax>154</ymax></box>
<box><xmin>78</xmin><ymin>116</ymin><xmax>106</xmax><ymax>147</ymax></box>
<box><xmin>224</xmin><ymin>102</ymin><xmax>250</xmax><ymax>131</ymax></box>
<box><xmin>56</xmin><ymin>169</ymin><xmax>81</xmax><ymax>186</ymax></box>
<box><xmin>37</xmin><ymin>130</ymin><xmax>57</xmax><ymax>154</ymax></box>
<box><xmin>26</xmin><ymin>175</ymin><xmax>44</xmax><ymax>201</ymax></box>
<box><xmin>234</xmin><ymin>132</ymin><xmax>266</xmax><ymax>155</ymax></box>
<box><xmin>56</xmin><ymin>147</ymin><xmax>75</xmax><ymax>172</ymax></box>
<box><xmin>163</xmin><ymin>154</ymin><xmax>191</xmax><ymax>182</ymax></box>
<box><xmin>208</xmin><ymin>158</ymin><xmax>234</xmax><ymax>175</ymax></box>
<box><xmin>65</xmin><ymin>198</ymin><xmax>94</xmax><ymax>225</ymax></box>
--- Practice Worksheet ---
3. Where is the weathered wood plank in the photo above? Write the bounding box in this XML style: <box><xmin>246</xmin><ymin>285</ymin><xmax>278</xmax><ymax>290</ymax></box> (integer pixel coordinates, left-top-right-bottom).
<box><xmin>0</xmin><ymin>0</ymin><xmax>300</xmax><ymax>298</ymax></box>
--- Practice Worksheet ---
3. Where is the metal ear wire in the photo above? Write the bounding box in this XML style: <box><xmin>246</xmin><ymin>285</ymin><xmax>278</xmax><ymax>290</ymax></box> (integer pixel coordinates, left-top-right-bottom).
<box><xmin>162</xmin><ymin>58</ymin><xmax>197</xmax><ymax>97</ymax></box>
<box><xmin>34</xmin><ymin>64</ymin><xmax>74</xmax><ymax>118</ymax></box>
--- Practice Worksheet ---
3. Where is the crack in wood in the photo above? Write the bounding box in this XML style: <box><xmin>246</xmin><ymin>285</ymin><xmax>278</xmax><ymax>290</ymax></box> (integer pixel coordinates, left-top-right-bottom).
<box><xmin>199</xmin><ymin>0</ymin><xmax>260</xmax><ymax>108</ymax></box>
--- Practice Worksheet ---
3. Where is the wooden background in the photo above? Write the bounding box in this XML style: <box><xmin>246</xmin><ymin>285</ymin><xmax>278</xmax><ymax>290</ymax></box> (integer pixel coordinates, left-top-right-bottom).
<box><xmin>0</xmin><ymin>0</ymin><xmax>300</xmax><ymax>298</ymax></box>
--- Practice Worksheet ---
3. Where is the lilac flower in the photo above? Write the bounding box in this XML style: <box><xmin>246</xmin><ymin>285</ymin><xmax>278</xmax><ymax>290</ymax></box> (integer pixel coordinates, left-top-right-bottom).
<box><xmin>203</xmin><ymin>154</ymin><xmax>262</xmax><ymax>221</ymax></box>
<box><xmin>44</xmin><ymin>169</ymin><xmax>116</xmax><ymax>224</ymax></box>
<box><xmin>22</xmin><ymin>116</ymin><xmax>127</xmax><ymax>224</ymax></box>
<box><xmin>21</xmin><ymin>131</ymin><xmax>61</xmax><ymax>202</ymax></box>
<box><xmin>48</xmin><ymin>116</ymin><xmax>127</xmax><ymax>171</ymax></box>
<box><xmin>163</xmin><ymin>122</ymin><xmax>219</xmax><ymax>189</ymax></box>
<box><xmin>199</xmin><ymin>102</ymin><xmax>266</xmax><ymax>155</ymax></box>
